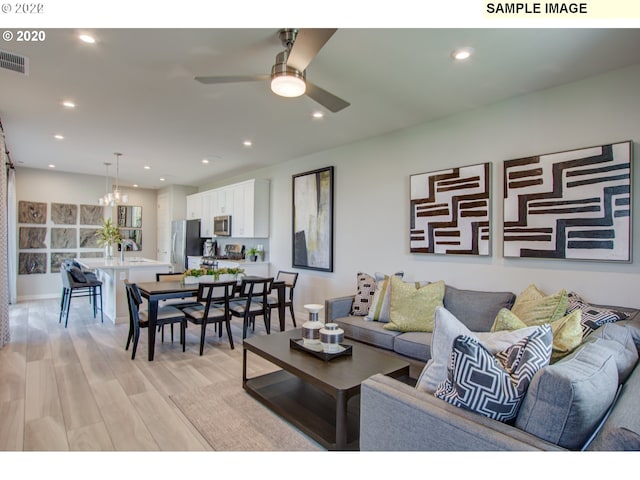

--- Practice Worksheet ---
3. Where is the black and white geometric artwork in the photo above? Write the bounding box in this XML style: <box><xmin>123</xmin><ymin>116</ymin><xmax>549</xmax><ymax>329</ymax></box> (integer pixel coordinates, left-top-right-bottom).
<box><xmin>503</xmin><ymin>141</ymin><xmax>632</xmax><ymax>262</ymax></box>
<box><xmin>410</xmin><ymin>163</ymin><xmax>491</xmax><ymax>255</ymax></box>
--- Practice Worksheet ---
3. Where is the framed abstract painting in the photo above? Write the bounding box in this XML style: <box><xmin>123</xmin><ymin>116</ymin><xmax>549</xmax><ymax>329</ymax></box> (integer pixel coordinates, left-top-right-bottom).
<box><xmin>410</xmin><ymin>163</ymin><xmax>491</xmax><ymax>256</ymax></box>
<box><xmin>292</xmin><ymin>166</ymin><xmax>334</xmax><ymax>272</ymax></box>
<box><xmin>503</xmin><ymin>141</ymin><xmax>632</xmax><ymax>262</ymax></box>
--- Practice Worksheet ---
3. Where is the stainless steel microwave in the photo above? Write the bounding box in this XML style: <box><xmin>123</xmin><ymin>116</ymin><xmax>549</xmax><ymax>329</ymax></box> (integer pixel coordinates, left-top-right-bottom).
<box><xmin>213</xmin><ymin>215</ymin><xmax>231</xmax><ymax>236</ymax></box>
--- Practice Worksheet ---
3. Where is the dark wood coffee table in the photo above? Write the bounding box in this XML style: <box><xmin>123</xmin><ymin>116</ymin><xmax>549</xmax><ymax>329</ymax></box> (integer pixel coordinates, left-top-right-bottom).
<box><xmin>242</xmin><ymin>329</ymin><xmax>410</xmax><ymax>450</ymax></box>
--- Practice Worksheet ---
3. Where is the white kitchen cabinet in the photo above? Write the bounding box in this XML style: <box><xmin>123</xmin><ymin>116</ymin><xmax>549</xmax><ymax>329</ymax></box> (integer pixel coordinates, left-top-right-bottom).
<box><xmin>231</xmin><ymin>179</ymin><xmax>270</xmax><ymax>238</ymax></box>
<box><xmin>240</xmin><ymin>261</ymin><xmax>270</xmax><ymax>277</ymax></box>
<box><xmin>200</xmin><ymin>191</ymin><xmax>213</xmax><ymax>237</ymax></box>
<box><xmin>186</xmin><ymin>192</ymin><xmax>202</xmax><ymax>220</ymax></box>
<box><xmin>212</xmin><ymin>187</ymin><xmax>234</xmax><ymax>216</ymax></box>
<box><xmin>186</xmin><ymin>179</ymin><xmax>270</xmax><ymax>239</ymax></box>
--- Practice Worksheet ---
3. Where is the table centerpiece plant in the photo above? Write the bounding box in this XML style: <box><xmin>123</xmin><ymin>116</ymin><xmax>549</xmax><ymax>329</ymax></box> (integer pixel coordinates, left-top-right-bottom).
<box><xmin>183</xmin><ymin>266</ymin><xmax>245</xmax><ymax>283</ymax></box>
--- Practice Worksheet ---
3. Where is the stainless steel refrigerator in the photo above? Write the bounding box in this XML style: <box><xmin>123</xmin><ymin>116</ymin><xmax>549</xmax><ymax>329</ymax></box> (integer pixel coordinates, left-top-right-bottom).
<box><xmin>171</xmin><ymin>219</ymin><xmax>203</xmax><ymax>272</ymax></box>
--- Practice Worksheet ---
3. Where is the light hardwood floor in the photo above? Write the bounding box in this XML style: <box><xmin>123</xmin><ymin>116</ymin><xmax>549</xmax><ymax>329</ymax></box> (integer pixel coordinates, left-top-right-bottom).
<box><xmin>0</xmin><ymin>296</ymin><xmax>290</xmax><ymax>451</ymax></box>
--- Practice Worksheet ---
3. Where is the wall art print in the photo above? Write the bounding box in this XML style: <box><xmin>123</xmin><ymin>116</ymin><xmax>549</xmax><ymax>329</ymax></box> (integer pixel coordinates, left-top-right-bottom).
<box><xmin>80</xmin><ymin>204</ymin><xmax>103</xmax><ymax>226</ymax></box>
<box><xmin>19</xmin><ymin>252</ymin><xmax>46</xmax><ymax>274</ymax></box>
<box><xmin>51</xmin><ymin>203</ymin><xmax>78</xmax><ymax>224</ymax></box>
<box><xmin>410</xmin><ymin>163</ymin><xmax>491</xmax><ymax>256</ymax></box>
<box><xmin>19</xmin><ymin>227</ymin><xmax>47</xmax><ymax>249</ymax></box>
<box><xmin>503</xmin><ymin>141</ymin><xmax>632</xmax><ymax>262</ymax></box>
<box><xmin>292</xmin><ymin>166</ymin><xmax>334</xmax><ymax>272</ymax></box>
<box><xmin>18</xmin><ymin>201</ymin><xmax>47</xmax><ymax>224</ymax></box>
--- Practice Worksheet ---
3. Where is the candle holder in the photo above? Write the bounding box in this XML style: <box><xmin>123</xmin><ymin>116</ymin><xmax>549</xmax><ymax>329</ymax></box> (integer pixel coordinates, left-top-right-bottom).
<box><xmin>302</xmin><ymin>304</ymin><xmax>324</xmax><ymax>347</ymax></box>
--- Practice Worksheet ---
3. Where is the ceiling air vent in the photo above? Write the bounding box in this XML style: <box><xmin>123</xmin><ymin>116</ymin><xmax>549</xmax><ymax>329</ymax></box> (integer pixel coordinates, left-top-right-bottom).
<box><xmin>0</xmin><ymin>49</ymin><xmax>29</xmax><ymax>75</ymax></box>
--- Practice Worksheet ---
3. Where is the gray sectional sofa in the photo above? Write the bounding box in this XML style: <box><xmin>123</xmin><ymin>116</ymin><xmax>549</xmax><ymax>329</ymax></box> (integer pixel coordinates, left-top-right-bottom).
<box><xmin>325</xmin><ymin>284</ymin><xmax>640</xmax><ymax>451</ymax></box>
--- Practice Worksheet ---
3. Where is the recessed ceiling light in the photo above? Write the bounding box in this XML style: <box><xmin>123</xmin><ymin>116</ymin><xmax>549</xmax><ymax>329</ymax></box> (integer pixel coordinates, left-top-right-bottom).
<box><xmin>243</xmin><ymin>140</ymin><xmax>253</xmax><ymax>147</ymax></box>
<box><xmin>312</xmin><ymin>111</ymin><xmax>324</xmax><ymax>119</ymax></box>
<box><xmin>451</xmin><ymin>47</ymin><xmax>474</xmax><ymax>61</ymax></box>
<box><xmin>144</xmin><ymin>165</ymin><xmax>151</xmax><ymax>170</ymax></box>
<box><xmin>133</xmin><ymin>184</ymin><xmax>139</xmax><ymax>188</ymax></box>
<box><xmin>62</xmin><ymin>101</ymin><xmax>76</xmax><ymax>108</ymax></box>
<box><xmin>53</xmin><ymin>134</ymin><xmax>64</xmax><ymax>140</ymax></box>
<box><xmin>202</xmin><ymin>159</ymin><xmax>209</xmax><ymax>164</ymax></box>
<box><xmin>78</xmin><ymin>34</ymin><xmax>96</xmax><ymax>44</ymax></box>
<box><xmin>48</xmin><ymin>164</ymin><xmax>55</xmax><ymax>168</ymax></box>
<box><xmin>159</xmin><ymin>178</ymin><xmax>166</xmax><ymax>182</ymax></box>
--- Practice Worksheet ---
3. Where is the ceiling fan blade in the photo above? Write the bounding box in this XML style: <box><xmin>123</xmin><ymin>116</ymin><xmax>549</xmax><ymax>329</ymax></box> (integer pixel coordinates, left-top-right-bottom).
<box><xmin>195</xmin><ymin>74</ymin><xmax>270</xmax><ymax>84</ymax></box>
<box><xmin>305</xmin><ymin>81</ymin><xmax>350</xmax><ymax>113</ymax></box>
<box><xmin>287</xmin><ymin>29</ymin><xmax>337</xmax><ymax>72</ymax></box>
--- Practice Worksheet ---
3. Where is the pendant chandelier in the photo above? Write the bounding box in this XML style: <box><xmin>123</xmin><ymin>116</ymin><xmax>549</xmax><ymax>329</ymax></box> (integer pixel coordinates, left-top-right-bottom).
<box><xmin>98</xmin><ymin>152</ymin><xmax>128</xmax><ymax>206</ymax></box>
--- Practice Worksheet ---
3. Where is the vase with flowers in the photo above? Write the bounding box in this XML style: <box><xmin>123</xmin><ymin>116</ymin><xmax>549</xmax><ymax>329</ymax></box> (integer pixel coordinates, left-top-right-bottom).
<box><xmin>96</xmin><ymin>217</ymin><xmax>121</xmax><ymax>260</ymax></box>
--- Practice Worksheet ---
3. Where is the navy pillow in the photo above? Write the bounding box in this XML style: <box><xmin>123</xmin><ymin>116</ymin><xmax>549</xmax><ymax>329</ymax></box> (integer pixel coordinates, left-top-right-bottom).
<box><xmin>68</xmin><ymin>266</ymin><xmax>87</xmax><ymax>283</ymax></box>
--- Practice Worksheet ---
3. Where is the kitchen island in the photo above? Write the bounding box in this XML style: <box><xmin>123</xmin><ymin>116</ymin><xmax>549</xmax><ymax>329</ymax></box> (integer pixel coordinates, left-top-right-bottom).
<box><xmin>75</xmin><ymin>257</ymin><xmax>172</xmax><ymax>324</ymax></box>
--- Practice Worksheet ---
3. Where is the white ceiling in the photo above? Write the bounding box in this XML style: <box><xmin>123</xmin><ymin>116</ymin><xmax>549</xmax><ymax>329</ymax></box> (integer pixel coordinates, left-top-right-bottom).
<box><xmin>2</xmin><ymin>28</ymin><xmax>640</xmax><ymax>189</ymax></box>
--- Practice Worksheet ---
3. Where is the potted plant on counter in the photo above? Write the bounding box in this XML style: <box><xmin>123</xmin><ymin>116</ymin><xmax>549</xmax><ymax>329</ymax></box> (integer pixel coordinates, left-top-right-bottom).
<box><xmin>96</xmin><ymin>217</ymin><xmax>121</xmax><ymax>260</ymax></box>
<box><xmin>247</xmin><ymin>247</ymin><xmax>259</xmax><ymax>262</ymax></box>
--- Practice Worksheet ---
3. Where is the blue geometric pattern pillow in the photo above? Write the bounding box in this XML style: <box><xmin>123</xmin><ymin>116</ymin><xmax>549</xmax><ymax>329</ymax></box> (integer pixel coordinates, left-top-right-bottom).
<box><xmin>566</xmin><ymin>292</ymin><xmax>629</xmax><ymax>339</ymax></box>
<box><xmin>434</xmin><ymin>325</ymin><xmax>552</xmax><ymax>423</ymax></box>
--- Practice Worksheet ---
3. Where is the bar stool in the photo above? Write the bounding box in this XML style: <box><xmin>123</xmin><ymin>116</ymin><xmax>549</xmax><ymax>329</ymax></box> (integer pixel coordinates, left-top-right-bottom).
<box><xmin>59</xmin><ymin>265</ymin><xmax>103</xmax><ymax>327</ymax></box>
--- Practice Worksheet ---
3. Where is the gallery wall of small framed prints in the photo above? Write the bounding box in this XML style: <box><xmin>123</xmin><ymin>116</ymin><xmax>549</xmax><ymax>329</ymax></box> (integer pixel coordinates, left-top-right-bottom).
<box><xmin>17</xmin><ymin>201</ymin><xmax>104</xmax><ymax>275</ymax></box>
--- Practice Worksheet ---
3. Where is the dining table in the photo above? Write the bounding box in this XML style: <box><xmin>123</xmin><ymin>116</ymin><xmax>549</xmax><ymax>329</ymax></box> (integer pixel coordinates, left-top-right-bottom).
<box><xmin>136</xmin><ymin>276</ymin><xmax>286</xmax><ymax>361</ymax></box>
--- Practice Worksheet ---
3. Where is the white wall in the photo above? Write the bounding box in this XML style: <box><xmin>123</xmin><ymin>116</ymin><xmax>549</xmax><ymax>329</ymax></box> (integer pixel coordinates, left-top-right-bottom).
<box><xmin>205</xmin><ymin>64</ymin><xmax>640</xmax><ymax>310</ymax></box>
<box><xmin>15</xmin><ymin>168</ymin><xmax>158</xmax><ymax>300</ymax></box>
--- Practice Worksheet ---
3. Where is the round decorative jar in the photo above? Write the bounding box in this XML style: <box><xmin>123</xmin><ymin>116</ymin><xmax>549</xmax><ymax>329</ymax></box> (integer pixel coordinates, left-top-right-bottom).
<box><xmin>320</xmin><ymin>323</ymin><xmax>344</xmax><ymax>353</ymax></box>
<box><xmin>302</xmin><ymin>304</ymin><xmax>324</xmax><ymax>347</ymax></box>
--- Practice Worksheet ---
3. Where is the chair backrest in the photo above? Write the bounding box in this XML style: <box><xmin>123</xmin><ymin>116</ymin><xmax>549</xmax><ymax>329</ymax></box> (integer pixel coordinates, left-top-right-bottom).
<box><xmin>197</xmin><ymin>281</ymin><xmax>235</xmax><ymax>317</ymax></box>
<box><xmin>156</xmin><ymin>272</ymin><xmax>185</xmax><ymax>282</ymax></box>
<box><xmin>124</xmin><ymin>281</ymin><xmax>143</xmax><ymax>328</ymax></box>
<box><xmin>237</xmin><ymin>278</ymin><xmax>274</xmax><ymax>313</ymax></box>
<box><xmin>276</xmin><ymin>271</ymin><xmax>298</xmax><ymax>300</ymax></box>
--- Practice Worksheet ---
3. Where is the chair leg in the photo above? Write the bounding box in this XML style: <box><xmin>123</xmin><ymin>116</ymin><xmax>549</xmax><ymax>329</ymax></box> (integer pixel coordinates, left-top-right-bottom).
<box><xmin>263</xmin><ymin>310</ymin><xmax>271</xmax><ymax>335</ymax></box>
<box><xmin>160</xmin><ymin>324</ymin><xmax>165</xmax><ymax>343</ymax></box>
<box><xmin>225</xmin><ymin>320</ymin><xmax>234</xmax><ymax>349</ymax></box>
<box><xmin>64</xmin><ymin>290</ymin><xmax>72</xmax><ymax>328</ymax></box>
<box><xmin>181</xmin><ymin>321</ymin><xmax>186</xmax><ymax>352</ymax></box>
<box><xmin>171</xmin><ymin>324</ymin><xmax>174</xmax><ymax>343</ymax></box>
<box><xmin>125</xmin><ymin>326</ymin><xmax>133</xmax><ymax>351</ymax></box>
<box><xmin>59</xmin><ymin>288</ymin><xmax>68</xmax><ymax>323</ymax></box>
<box><xmin>131</xmin><ymin>327</ymin><xmax>140</xmax><ymax>360</ymax></box>
<box><xmin>290</xmin><ymin>304</ymin><xmax>297</xmax><ymax>327</ymax></box>
<box><xmin>199</xmin><ymin>323</ymin><xmax>207</xmax><ymax>356</ymax></box>
<box><xmin>242</xmin><ymin>315</ymin><xmax>249</xmax><ymax>339</ymax></box>
<box><xmin>97</xmin><ymin>286</ymin><xmax>103</xmax><ymax>323</ymax></box>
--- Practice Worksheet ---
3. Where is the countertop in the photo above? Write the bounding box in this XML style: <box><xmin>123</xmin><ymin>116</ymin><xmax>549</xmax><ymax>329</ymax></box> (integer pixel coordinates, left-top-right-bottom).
<box><xmin>76</xmin><ymin>257</ymin><xmax>172</xmax><ymax>269</ymax></box>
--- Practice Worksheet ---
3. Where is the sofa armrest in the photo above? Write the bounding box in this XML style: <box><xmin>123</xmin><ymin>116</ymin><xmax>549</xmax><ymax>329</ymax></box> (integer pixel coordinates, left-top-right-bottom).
<box><xmin>325</xmin><ymin>295</ymin><xmax>355</xmax><ymax>322</ymax></box>
<box><xmin>360</xmin><ymin>374</ymin><xmax>565</xmax><ymax>451</ymax></box>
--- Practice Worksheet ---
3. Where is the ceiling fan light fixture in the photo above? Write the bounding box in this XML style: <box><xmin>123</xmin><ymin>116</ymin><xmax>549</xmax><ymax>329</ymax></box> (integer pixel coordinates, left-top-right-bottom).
<box><xmin>271</xmin><ymin>73</ymin><xmax>306</xmax><ymax>98</ymax></box>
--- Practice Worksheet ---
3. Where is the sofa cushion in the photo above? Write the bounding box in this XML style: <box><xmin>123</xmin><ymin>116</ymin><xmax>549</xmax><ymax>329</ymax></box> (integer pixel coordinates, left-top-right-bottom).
<box><xmin>515</xmin><ymin>341</ymin><xmax>619</xmax><ymax>450</ymax></box>
<box><xmin>393</xmin><ymin>331</ymin><xmax>432</xmax><ymax>362</ymax></box>
<box><xmin>351</xmin><ymin>272</ymin><xmax>377</xmax><ymax>316</ymax></box>
<box><xmin>491</xmin><ymin>308</ymin><xmax>583</xmax><ymax>362</ymax></box>
<box><xmin>415</xmin><ymin>307</ymin><xmax>542</xmax><ymax>394</ymax></box>
<box><xmin>365</xmin><ymin>272</ymin><xmax>403</xmax><ymax>323</ymax></box>
<box><xmin>567</xmin><ymin>291</ymin><xmax>630</xmax><ymax>339</ymax></box>
<box><xmin>586</xmin><ymin>323</ymin><xmax>639</xmax><ymax>383</ymax></box>
<box><xmin>511</xmin><ymin>284</ymin><xmax>569</xmax><ymax>326</ymax></box>
<box><xmin>333</xmin><ymin>315</ymin><xmax>400</xmax><ymax>351</ymax></box>
<box><xmin>384</xmin><ymin>278</ymin><xmax>444</xmax><ymax>333</ymax></box>
<box><xmin>434</xmin><ymin>325</ymin><xmax>552</xmax><ymax>423</ymax></box>
<box><xmin>443</xmin><ymin>286</ymin><xmax>515</xmax><ymax>332</ymax></box>
<box><xmin>587</xmin><ymin>362</ymin><xmax>640</xmax><ymax>451</ymax></box>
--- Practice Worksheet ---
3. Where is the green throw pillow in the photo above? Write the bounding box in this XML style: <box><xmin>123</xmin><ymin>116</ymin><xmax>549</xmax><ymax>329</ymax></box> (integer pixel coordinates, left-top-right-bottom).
<box><xmin>491</xmin><ymin>307</ymin><xmax>582</xmax><ymax>362</ymax></box>
<box><xmin>384</xmin><ymin>277</ymin><xmax>444</xmax><ymax>332</ymax></box>
<box><xmin>511</xmin><ymin>284</ymin><xmax>568</xmax><ymax>326</ymax></box>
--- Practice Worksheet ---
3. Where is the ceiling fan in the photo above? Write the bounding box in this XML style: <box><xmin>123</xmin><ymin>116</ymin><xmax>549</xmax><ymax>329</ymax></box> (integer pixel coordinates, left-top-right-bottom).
<box><xmin>195</xmin><ymin>28</ymin><xmax>350</xmax><ymax>113</ymax></box>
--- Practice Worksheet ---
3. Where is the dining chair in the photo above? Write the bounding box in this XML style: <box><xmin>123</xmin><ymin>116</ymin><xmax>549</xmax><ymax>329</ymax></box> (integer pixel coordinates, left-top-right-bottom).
<box><xmin>59</xmin><ymin>265</ymin><xmax>103</xmax><ymax>328</ymax></box>
<box><xmin>229</xmin><ymin>277</ymin><xmax>274</xmax><ymax>339</ymax></box>
<box><xmin>155</xmin><ymin>272</ymin><xmax>200</xmax><ymax>343</ymax></box>
<box><xmin>124</xmin><ymin>281</ymin><xmax>187</xmax><ymax>360</ymax></box>
<box><xmin>266</xmin><ymin>271</ymin><xmax>299</xmax><ymax>327</ymax></box>
<box><xmin>180</xmin><ymin>281</ymin><xmax>236</xmax><ymax>355</ymax></box>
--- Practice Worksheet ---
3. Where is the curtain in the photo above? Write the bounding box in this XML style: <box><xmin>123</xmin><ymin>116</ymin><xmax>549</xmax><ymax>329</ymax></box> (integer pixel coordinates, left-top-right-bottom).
<box><xmin>8</xmin><ymin>167</ymin><xmax>16</xmax><ymax>304</ymax></box>
<box><xmin>1</xmin><ymin>121</ymin><xmax>11</xmax><ymax>347</ymax></box>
